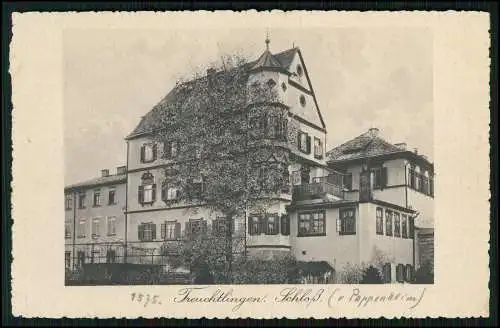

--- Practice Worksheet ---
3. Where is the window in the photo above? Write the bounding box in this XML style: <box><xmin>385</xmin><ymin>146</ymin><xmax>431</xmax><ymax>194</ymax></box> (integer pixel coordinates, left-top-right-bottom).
<box><xmin>108</xmin><ymin>188</ymin><xmax>116</xmax><ymax>205</ymax></box>
<box><xmin>138</xmin><ymin>222</ymin><xmax>156</xmax><ymax>241</ymax></box>
<box><xmin>280</xmin><ymin>214</ymin><xmax>290</xmax><ymax>236</ymax></box>
<box><xmin>297</xmin><ymin>131</ymin><xmax>311</xmax><ymax>154</ymax></box>
<box><xmin>383</xmin><ymin>263</ymin><xmax>392</xmax><ymax>283</ymax></box>
<box><xmin>78</xmin><ymin>192</ymin><xmax>86</xmax><ymax>209</ymax></box>
<box><xmin>299</xmin><ymin>95</ymin><xmax>306</xmax><ymax>107</ymax></box>
<box><xmin>281</xmin><ymin>82</ymin><xmax>287</xmax><ymax>92</ymax></box>
<box><xmin>313</xmin><ymin>137</ymin><xmax>323</xmax><ymax>159</ymax></box>
<box><xmin>212</xmin><ymin>217</ymin><xmax>228</xmax><ymax>235</ymax></box>
<box><xmin>164</xmin><ymin>140</ymin><xmax>179</xmax><ymax>159</ymax></box>
<box><xmin>162</xmin><ymin>182</ymin><xmax>180</xmax><ymax>201</ymax></box>
<box><xmin>376</xmin><ymin>207</ymin><xmax>384</xmax><ymax>235</ymax></box>
<box><xmin>140</xmin><ymin>143</ymin><xmax>157</xmax><ymax>163</ymax></box>
<box><xmin>161</xmin><ymin>221</ymin><xmax>181</xmax><ymax>240</ymax></box>
<box><xmin>248</xmin><ymin>215</ymin><xmax>261</xmax><ymax>235</ymax></box>
<box><xmin>187</xmin><ymin>178</ymin><xmax>203</xmax><ymax>199</ymax></box>
<box><xmin>405</xmin><ymin>264</ymin><xmax>414</xmax><ymax>282</ymax></box>
<box><xmin>188</xmin><ymin>218</ymin><xmax>207</xmax><ymax>235</ymax></box>
<box><xmin>107</xmin><ymin>216</ymin><xmax>116</xmax><ymax>236</ymax></box>
<box><xmin>385</xmin><ymin>210</ymin><xmax>393</xmax><ymax>236</ymax></box>
<box><xmin>266</xmin><ymin>214</ymin><xmax>279</xmax><ymax>235</ymax></box>
<box><xmin>296</xmin><ymin>64</ymin><xmax>303</xmax><ymax>77</ymax></box>
<box><xmin>77</xmin><ymin>251</ymin><xmax>86</xmax><ymax>267</ymax></box>
<box><xmin>65</xmin><ymin>195</ymin><xmax>72</xmax><ymax>210</ymax></box>
<box><xmin>93</xmin><ymin>190</ymin><xmax>101</xmax><ymax>207</ymax></box>
<box><xmin>409</xmin><ymin>216</ymin><xmax>415</xmax><ymax>239</ymax></box>
<box><xmin>402</xmin><ymin>214</ymin><xmax>408</xmax><ymax>238</ymax></box>
<box><xmin>337</xmin><ymin>208</ymin><xmax>356</xmax><ymax>235</ymax></box>
<box><xmin>65</xmin><ymin>251</ymin><xmax>71</xmax><ymax>268</ymax></box>
<box><xmin>138</xmin><ymin>174</ymin><xmax>156</xmax><ymax>205</ymax></box>
<box><xmin>394</xmin><ymin>212</ymin><xmax>401</xmax><ymax>237</ymax></box>
<box><xmin>299</xmin><ymin>211</ymin><xmax>325</xmax><ymax>236</ymax></box>
<box><xmin>396</xmin><ymin>264</ymin><xmax>405</xmax><ymax>283</ymax></box>
<box><xmin>77</xmin><ymin>219</ymin><xmax>86</xmax><ymax>238</ymax></box>
<box><xmin>65</xmin><ymin>223</ymin><xmax>71</xmax><ymax>239</ymax></box>
<box><xmin>372</xmin><ymin>167</ymin><xmax>388</xmax><ymax>189</ymax></box>
<box><xmin>291</xmin><ymin>171</ymin><xmax>301</xmax><ymax>185</ymax></box>
<box><xmin>92</xmin><ymin>218</ymin><xmax>101</xmax><ymax>239</ymax></box>
<box><xmin>106</xmin><ymin>250</ymin><xmax>116</xmax><ymax>263</ymax></box>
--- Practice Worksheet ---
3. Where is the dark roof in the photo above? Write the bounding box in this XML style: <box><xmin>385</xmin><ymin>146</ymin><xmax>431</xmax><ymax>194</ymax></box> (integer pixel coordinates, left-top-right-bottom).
<box><xmin>250</xmin><ymin>49</ymin><xmax>283</xmax><ymax>70</ymax></box>
<box><xmin>297</xmin><ymin>261</ymin><xmax>335</xmax><ymax>276</ymax></box>
<box><xmin>126</xmin><ymin>47</ymin><xmax>302</xmax><ymax>140</ymax></box>
<box><xmin>65</xmin><ymin>173</ymin><xmax>126</xmax><ymax>191</ymax></box>
<box><xmin>326</xmin><ymin>129</ymin><xmax>405</xmax><ymax>164</ymax></box>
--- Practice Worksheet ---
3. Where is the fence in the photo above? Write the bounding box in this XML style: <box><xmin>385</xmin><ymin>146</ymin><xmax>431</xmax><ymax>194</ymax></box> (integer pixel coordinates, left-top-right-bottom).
<box><xmin>65</xmin><ymin>236</ymin><xmax>247</xmax><ymax>284</ymax></box>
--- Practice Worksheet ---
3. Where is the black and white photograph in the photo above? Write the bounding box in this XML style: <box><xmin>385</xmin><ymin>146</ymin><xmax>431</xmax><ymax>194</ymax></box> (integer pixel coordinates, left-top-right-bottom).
<box><xmin>63</xmin><ymin>27</ymin><xmax>435</xmax><ymax>286</ymax></box>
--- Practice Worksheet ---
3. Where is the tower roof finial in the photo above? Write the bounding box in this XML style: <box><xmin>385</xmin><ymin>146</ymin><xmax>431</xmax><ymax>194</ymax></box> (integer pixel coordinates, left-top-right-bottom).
<box><xmin>265</xmin><ymin>30</ymin><xmax>270</xmax><ymax>51</ymax></box>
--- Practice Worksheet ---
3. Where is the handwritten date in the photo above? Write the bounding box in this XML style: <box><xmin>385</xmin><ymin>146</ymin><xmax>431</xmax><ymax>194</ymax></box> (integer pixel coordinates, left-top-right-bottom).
<box><xmin>131</xmin><ymin>292</ymin><xmax>162</xmax><ymax>307</ymax></box>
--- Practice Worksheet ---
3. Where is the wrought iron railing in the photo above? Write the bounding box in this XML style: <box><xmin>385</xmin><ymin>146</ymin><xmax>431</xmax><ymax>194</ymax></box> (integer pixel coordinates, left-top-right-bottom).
<box><xmin>292</xmin><ymin>176</ymin><xmax>344</xmax><ymax>200</ymax></box>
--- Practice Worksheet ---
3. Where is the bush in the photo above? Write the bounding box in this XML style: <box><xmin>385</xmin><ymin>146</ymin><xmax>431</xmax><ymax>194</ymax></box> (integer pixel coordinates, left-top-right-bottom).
<box><xmin>231</xmin><ymin>254</ymin><xmax>300</xmax><ymax>284</ymax></box>
<box><xmin>338</xmin><ymin>262</ymin><xmax>364</xmax><ymax>284</ymax></box>
<box><xmin>360</xmin><ymin>265</ymin><xmax>383</xmax><ymax>284</ymax></box>
<box><xmin>414</xmin><ymin>261</ymin><xmax>434</xmax><ymax>284</ymax></box>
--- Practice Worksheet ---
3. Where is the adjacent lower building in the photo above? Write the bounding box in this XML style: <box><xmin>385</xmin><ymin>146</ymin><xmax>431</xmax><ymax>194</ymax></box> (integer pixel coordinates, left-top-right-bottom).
<box><xmin>64</xmin><ymin>166</ymin><xmax>127</xmax><ymax>270</ymax></box>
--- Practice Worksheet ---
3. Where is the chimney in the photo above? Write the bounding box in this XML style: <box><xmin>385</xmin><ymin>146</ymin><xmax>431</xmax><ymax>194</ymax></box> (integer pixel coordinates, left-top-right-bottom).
<box><xmin>116</xmin><ymin>166</ymin><xmax>126</xmax><ymax>175</ymax></box>
<box><xmin>101</xmin><ymin>169</ymin><xmax>109</xmax><ymax>177</ymax></box>
<box><xmin>394</xmin><ymin>142</ymin><xmax>407</xmax><ymax>150</ymax></box>
<box><xmin>368</xmin><ymin>127</ymin><xmax>379</xmax><ymax>138</ymax></box>
<box><xmin>207</xmin><ymin>68</ymin><xmax>216</xmax><ymax>76</ymax></box>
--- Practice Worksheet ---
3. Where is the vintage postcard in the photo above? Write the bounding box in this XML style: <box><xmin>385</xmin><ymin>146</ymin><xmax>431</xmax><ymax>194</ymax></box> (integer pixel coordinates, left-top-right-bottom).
<box><xmin>10</xmin><ymin>11</ymin><xmax>490</xmax><ymax>319</ymax></box>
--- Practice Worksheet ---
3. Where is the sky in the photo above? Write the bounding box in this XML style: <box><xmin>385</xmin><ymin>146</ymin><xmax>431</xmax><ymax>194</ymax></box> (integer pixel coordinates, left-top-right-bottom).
<box><xmin>64</xmin><ymin>27</ymin><xmax>433</xmax><ymax>185</ymax></box>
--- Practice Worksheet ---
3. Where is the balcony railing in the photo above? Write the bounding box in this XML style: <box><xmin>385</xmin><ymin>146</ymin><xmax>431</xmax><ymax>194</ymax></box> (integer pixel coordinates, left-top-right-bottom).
<box><xmin>293</xmin><ymin>176</ymin><xmax>344</xmax><ymax>200</ymax></box>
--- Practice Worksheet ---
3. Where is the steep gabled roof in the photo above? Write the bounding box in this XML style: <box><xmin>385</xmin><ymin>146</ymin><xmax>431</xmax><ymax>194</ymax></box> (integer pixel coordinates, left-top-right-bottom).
<box><xmin>326</xmin><ymin>129</ymin><xmax>407</xmax><ymax>164</ymax></box>
<box><xmin>126</xmin><ymin>46</ymin><xmax>324</xmax><ymax>139</ymax></box>
<box><xmin>65</xmin><ymin>173</ymin><xmax>127</xmax><ymax>191</ymax></box>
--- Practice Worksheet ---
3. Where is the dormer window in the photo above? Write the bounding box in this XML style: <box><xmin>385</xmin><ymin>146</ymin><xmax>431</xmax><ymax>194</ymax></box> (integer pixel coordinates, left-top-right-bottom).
<box><xmin>296</xmin><ymin>64</ymin><xmax>303</xmax><ymax>77</ymax></box>
<box><xmin>299</xmin><ymin>95</ymin><xmax>306</xmax><ymax>107</ymax></box>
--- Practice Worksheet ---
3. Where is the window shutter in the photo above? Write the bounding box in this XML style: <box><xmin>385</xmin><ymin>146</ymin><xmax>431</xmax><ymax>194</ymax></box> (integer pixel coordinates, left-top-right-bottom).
<box><xmin>345</xmin><ymin>173</ymin><xmax>353</xmax><ymax>190</ymax></box>
<box><xmin>152</xmin><ymin>143</ymin><xmax>157</xmax><ymax>160</ymax></box>
<box><xmin>185</xmin><ymin>221</ymin><xmax>191</xmax><ymax>238</ymax></box>
<box><xmin>164</xmin><ymin>141</ymin><xmax>171</xmax><ymax>158</ymax></box>
<box><xmin>248</xmin><ymin>217</ymin><xmax>254</xmax><ymax>235</ymax></box>
<box><xmin>161</xmin><ymin>184</ymin><xmax>166</xmax><ymax>201</ymax></box>
<box><xmin>297</xmin><ymin>133</ymin><xmax>302</xmax><ymax>150</ymax></box>
<box><xmin>306</xmin><ymin>135</ymin><xmax>312</xmax><ymax>154</ymax></box>
<box><xmin>176</xmin><ymin>189</ymin><xmax>181</xmax><ymax>199</ymax></box>
<box><xmin>336</xmin><ymin>218</ymin><xmax>341</xmax><ymax>232</ymax></box>
<box><xmin>151</xmin><ymin>184</ymin><xmax>157</xmax><ymax>202</ymax></box>
<box><xmin>151</xmin><ymin>223</ymin><xmax>157</xmax><ymax>240</ymax></box>
<box><xmin>138</xmin><ymin>185</ymin><xmax>144</xmax><ymax>204</ymax></box>
<box><xmin>175</xmin><ymin>222</ymin><xmax>181</xmax><ymax>239</ymax></box>
<box><xmin>140</xmin><ymin>146</ymin><xmax>145</xmax><ymax>163</ymax></box>
<box><xmin>161</xmin><ymin>222</ymin><xmax>166</xmax><ymax>240</ymax></box>
<box><xmin>138</xmin><ymin>224</ymin><xmax>144</xmax><ymax>241</ymax></box>
<box><xmin>202</xmin><ymin>219</ymin><xmax>208</xmax><ymax>233</ymax></box>
<box><xmin>381</xmin><ymin>167</ymin><xmax>388</xmax><ymax>188</ymax></box>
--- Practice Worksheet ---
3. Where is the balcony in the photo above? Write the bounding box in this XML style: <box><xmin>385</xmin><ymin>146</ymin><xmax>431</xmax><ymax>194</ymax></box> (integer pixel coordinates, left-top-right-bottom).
<box><xmin>292</xmin><ymin>176</ymin><xmax>344</xmax><ymax>201</ymax></box>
